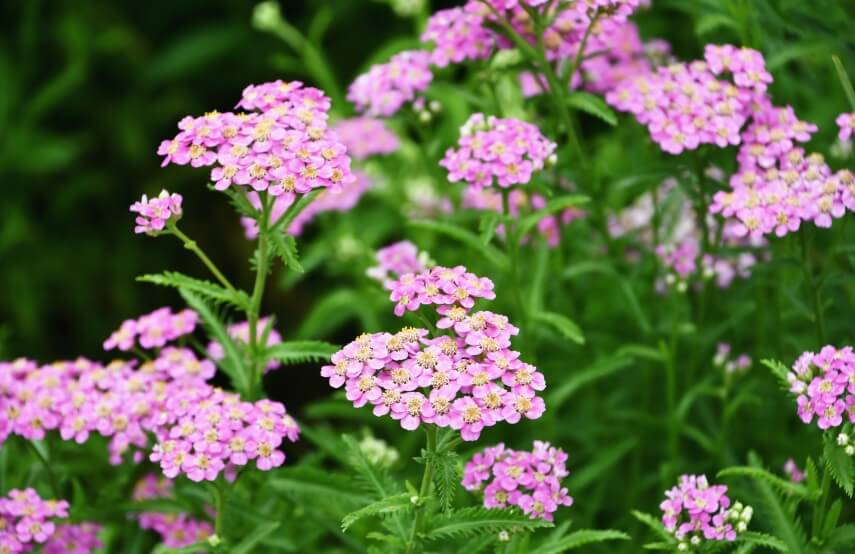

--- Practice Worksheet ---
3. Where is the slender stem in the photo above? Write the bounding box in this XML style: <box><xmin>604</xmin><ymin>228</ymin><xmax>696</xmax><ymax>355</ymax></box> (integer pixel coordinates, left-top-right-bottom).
<box><xmin>561</xmin><ymin>10</ymin><xmax>602</xmax><ymax>91</ymax></box>
<box><xmin>811</xmin><ymin>468</ymin><xmax>832</xmax><ymax>538</ymax></box>
<box><xmin>169</xmin><ymin>224</ymin><xmax>237</xmax><ymax>293</ymax></box>
<box><xmin>247</xmin><ymin>196</ymin><xmax>272</xmax><ymax>400</ymax></box>
<box><xmin>210</xmin><ymin>479</ymin><xmax>227</xmax><ymax>540</ymax></box>
<box><xmin>501</xmin><ymin>189</ymin><xmax>528</xmax><ymax>335</ymax></box>
<box><xmin>799</xmin><ymin>231</ymin><xmax>827</xmax><ymax>345</ymax></box>
<box><xmin>24</xmin><ymin>439</ymin><xmax>60</xmax><ymax>498</ymax></box>
<box><xmin>406</xmin><ymin>426</ymin><xmax>437</xmax><ymax>554</ymax></box>
<box><xmin>832</xmin><ymin>55</ymin><xmax>855</xmax><ymax>110</ymax></box>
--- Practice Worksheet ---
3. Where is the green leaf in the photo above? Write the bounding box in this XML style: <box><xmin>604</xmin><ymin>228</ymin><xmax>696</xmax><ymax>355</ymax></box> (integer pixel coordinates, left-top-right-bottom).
<box><xmin>425</xmin><ymin>449</ymin><xmax>460</xmax><ymax>513</ymax></box>
<box><xmin>746</xmin><ymin>453</ymin><xmax>809</xmax><ymax>553</ymax></box>
<box><xmin>735</xmin><ymin>531</ymin><xmax>788</xmax><ymax>552</ymax></box>
<box><xmin>179</xmin><ymin>289</ymin><xmax>247</xmax><ymax>393</ymax></box>
<box><xmin>532</xmin><ymin>311</ymin><xmax>585</xmax><ymax>345</ymax></box>
<box><xmin>232</xmin><ymin>522</ymin><xmax>281</xmax><ymax>554</ymax></box>
<box><xmin>760</xmin><ymin>359</ymin><xmax>791</xmax><ymax>389</ymax></box>
<box><xmin>630</xmin><ymin>511</ymin><xmax>674</xmax><ymax>543</ymax></box>
<box><xmin>269</xmin><ymin>233</ymin><xmax>304</xmax><ymax>273</ymax></box>
<box><xmin>717</xmin><ymin>466</ymin><xmax>810</xmax><ymax>499</ymax></box>
<box><xmin>823</xmin><ymin>435</ymin><xmax>854</xmax><ymax>497</ymax></box>
<box><xmin>408</xmin><ymin>219</ymin><xmax>509</xmax><ymax>269</ymax></box>
<box><xmin>295</xmin><ymin>288</ymin><xmax>381</xmax><ymax>339</ymax></box>
<box><xmin>537</xmin><ymin>529</ymin><xmax>629</xmax><ymax>553</ymax></box>
<box><xmin>422</xmin><ymin>507</ymin><xmax>552</xmax><ymax>541</ymax></box>
<box><xmin>265</xmin><ymin>340</ymin><xmax>338</xmax><ymax>365</ymax></box>
<box><xmin>138</xmin><ymin>272</ymin><xmax>250</xmax><ymax>310</ymax></box>
<box><xmin>694</xmin><ymin>13</ymin><xmax>740</xmax><ymax>36</ymax></box>
<box><xmin>270</xmin><ymin>467</ymin><xmax>368</xmax><ymax>506</ymax></box>
<box><xmin>270</xmin><ymin>189</ymin><xmax>322</xmax><ymax>235</ymax></box>
<box><xmin>515</xmin><ymin>195</ymin><xmax>589</xmax><ymax>240</ymax></box>
<box><xmin>563</xmin><ymin>262</ymin><xmax>650</xmax><ymax>334</ymax></box>
<box><xmin>341</xmin><ymin>493</ymin><xmax>412</xmax><ymax>531</ymax></box>
<box><xmin>565</xmin><ymin>92</ymin><xmax>617</xmax><ymax>125</ymax></box>
<box><xmin>548</xmin><ymin>354</ymin><xmax>633</xmax><ymax>409</ymax></box>
<box><xmin>151</xmin><ymin>542</ymin><xmax>210</xmax><ymax>554</ymax></box>
<box><xmin>826</xmin><ymin>524</ymin><xmax>855</xmax><ymax>549</ymax></box>
<box><xmin>479</xmin><ymin>212</ymin><xmax>500</xmax><ymax>246</ymax></box>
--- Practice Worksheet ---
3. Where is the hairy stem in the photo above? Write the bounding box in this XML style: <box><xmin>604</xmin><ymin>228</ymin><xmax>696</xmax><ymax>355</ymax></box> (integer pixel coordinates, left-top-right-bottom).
<box><xmin>169</xmin><ymin>224</ymin><xmax>237</xmax><ymax>293</ymax></box>
<box><xmin>248</xmin><ymin>195</ymin><xmax>272</xmax><ymax>400</ymax></box>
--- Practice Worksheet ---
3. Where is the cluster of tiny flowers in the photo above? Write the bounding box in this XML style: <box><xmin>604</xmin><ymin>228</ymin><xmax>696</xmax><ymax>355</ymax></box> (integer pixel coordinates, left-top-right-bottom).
<box><xmin>133</xmin><ymin>474</ymin><xmax>213</xmax><ymax>549</ymax></box>
<box><xmin>43</xmin><ymin>523</ymin><xmax>102</xmax><ymax>554</ymax></box>
<box><xmin>783</xmin><ymin>458</ymin><xmax>805</xmax><ymax>483</ymax></box>
<box><xmin>358</xmin><ymin>435</ymin><xmax>400</xmax><ymax>467</ymax></box>
<box><xmin>347</xmin><ymin>50</ymin><xmax>434</xmax><ymax>117</ymax></box>
<box><xmin>609</xmin><ymin>178</ymin><xmax>764</xmax><ymax>290</ymax></box>
<box><xmin>241</xmin><ymin>171</ymin><xmax>371</xmax><ymax>239</ymax></box>
<box><xmin>787</xmin><ymin>345</ymin><xmax>855</xmax><ymax>430</ymax></box>
<box><xmin>366</xmin><ymin>241</ymin><xmax>432</xmax><ymax>288</ymax></box>
<box><xmin>660</xmin><ymin>475</ymin><xmax>752</xmax><ymax>549</ymax></box>
<box><xmin>713</xmin><ymin>343</ymin><xmax>751</xmax><ymax>374</ymax></box>
<box><xmin>104</xmin><ymin>307</ymin><xmax>198</xmax><ymax>352</ymax></box>
<box><xmin>441</xmin><ymin>113</ymin><xmax>557</xmax><ymax>189</ymax></box>
<box><xmin>0</xmin><ymin>489</ymin><xmax>69</xmax><ymax>553</ymax></box>
<box><xmin>149</xmin><ymin>387</ymin><xmax>300</xmax><ymax>481</ymax></box>
<box><xmin>323</xmin><ymin>266</ymin><xmax>545</xmax><ymax>441</ymax></box>
<box><xmin>462</xmin><ymin>188</ymin><xmax>586</xmax><ymax>248</ymax></box>
<box><xmin>158</xmin><ymin>80</ymin><xmax>355</xmax><ymax>198</ymax></box>
<box><xmin>130</xmin><ymin>190</ymin><xmax>183</xmax><ymax>235</ymax></box>
<box><xmin>837</xmin><ymin>430</ymin><xmax>855</xmax><ymax>457</ymax></box>
<box><xmin>207</xmin><ymin>317</ymin><xmax>283</xmax><ymax>372</ymax></box>
<box><xmin>461</xmin><ymin>441</ymin><xmax>573</xmax><ymax>521</ymax></box>
<box><xmin>837</xmin><ymin>112</ymin><xmax>855</xmax><ymax>142</ymax></box>
<box><xmin>421</xmin><ymin>6</ymin><xmax>494</xmax><ymax>67</ymax></box>
<box><xmin>0</xmin><ymin>348</ymin><xmax>215</xmax><ymax>463</ymax></box>
<box><xmin>331</xmin><ymin>117</ymin><xmax>400</xmax><ymax>159</ymax></box>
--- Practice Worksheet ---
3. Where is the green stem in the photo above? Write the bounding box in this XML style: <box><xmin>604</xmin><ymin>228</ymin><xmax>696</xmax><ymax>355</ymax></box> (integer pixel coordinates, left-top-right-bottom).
<box><xmin>561</xmin><ymin>10</ymin><xmax>602</xmax><ymax>91</ymax></box>
<box><xmin>501</xmin><ymin>189</ymin><xmax>529</xmax><ymax>335</ymax></box>
<box><xmin>210</xmin><ymin>479</ymin><xmax>227</xmax><ymax>542</ymax></box>
<box><xmin>811</xmin><ymin>468</ymin><xmax>832</xmax><ymax>538</ymax></box>
<box><xmin>24</xmin><ymin>439</ymin><xmax>60</xmax><ymax>498</ymax></box>
<box><xmin>799</xmin><ymin>231</ymin><xmax>827</xmax><ymax>345</ymax></box>
<box><xmin>169</xmin><ymin>224</ymin><xmax>237</xmax><ymax>293</ymax></box>
<box><xmin>247</xmin><ymin>196</ymin><xmax>272</xmax><ymax>400</ymax></box>
<box><xmin>406</xmin><ymin>426</ymin><xmax>437</xmax><ymax>554</ymax></box>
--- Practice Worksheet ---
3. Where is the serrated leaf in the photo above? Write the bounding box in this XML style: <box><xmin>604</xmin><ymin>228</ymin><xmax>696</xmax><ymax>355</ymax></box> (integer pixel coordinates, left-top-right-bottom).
<box><xmin>746</xmin><ymin>453</ymin><xmax>809</xmax><ymax>552</ymax></box>
<box><xmin>515</xmin><ymin>195</ymin><xmax>589</xmax><ymax>240</ymax></box>
<box><xmin>425</xmin><ymin>450</ymin><xmax>460</xmax><ymax>513</ymax></box>
<box><xmin>232</xmin><ymin>522</ymin><xmax>281</xmax><ymax>554</ymax></box>
<box><xmin>630</xmin><ymin>511</ymin><xmax>674</xmax><ymax>543</ymax></box>
<box><xmin>341</xmin><ymin>493</ymin><xmax>412</xmax><ymax>531</ymax></box>
<box><xmin>269</xmin><ymin>189</ymin><xmax>322</xmax><ymax>235</ymax></box>
<box><xmin>270</xmin><ymin>232</ymin><xmax>304</xmax><ymax>273</ymax></box>
<box><xmin>265</xmin><ymin>340</ymin><xmax>338</xmax><ymax>365</ymax></box>
<box><xmin>826</xmin><ymin>523</ymin><xmax>855</xmax><ymax>549</ymax></box>
<box><xmin>179</xmin><ymin>289</ymin><xmax>247</xmax><ymax>393</ymax></box>
<box><xmin>408</xmin><ymin>219</ymin><xmax>509</xmax><ymax>270</ymax></box>
<box><xmin>537</xmin><ymin>529</ymin><xmax>629</xmax><ymax>553</ymax></box>
<box><xmin>566</xmin><ymin>92</ymin><xmax>617</xmax><ymax>125</ymax></box>
<box><xmin>138</xmin><ymin>272</ymin><xmax>250</xmax><ymax>310</ymax></box>
<box><xmin>533</xmin><ymin>311</ymin><xmax>585</xmax><ymax>345</ymax></box>
<box><xmin>717</xmin><ymin>466</ymin><xmax>810</xmax><ymax>499</ymax></box>
<box><xmin>823</xmin><ymin>435</ymin><xmax>854</xmax><ymax>497</ymax></box>
<box><xmin>735</xmin><ymin>531</ymin><xmax>787</xmax><ymax>551</ymax></box>
<box><xmin>422</xmin><ymin>507</ymin><xmax>552</xmax><ymax>541</ymax></box>
<box><xmin>269</xmin><ymin>467</ymin><xmax>368</xmax><ymax>506</ymax></box>
<box><xmin>760</xmin><ymin>359</ymin><xmax>791</xmax><ymax>389</ymax></box>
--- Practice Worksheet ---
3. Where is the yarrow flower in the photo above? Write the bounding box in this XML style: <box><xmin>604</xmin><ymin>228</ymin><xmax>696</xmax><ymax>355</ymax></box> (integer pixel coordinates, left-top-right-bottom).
<box><xmin>133</xmin><ymin>474</ymin><xmax>213</xmax><ymax>548</ymax></box>
<box><xmin>158</xmin><ymin>80</ymin><xmax>355</xmax><ymax>198</ymax></box>
<box><xmin>713</xmin><ymin>342</ymin><xmax>751</xmax><ymax>374</ymax></box>
<box><xmin>366</xmin><ymin>241</ymin><xmax>433</xmax><ymax>288</ymax></box>
<box><xmin>660</xmin><ymin>474</ymin><xmax>752</xmax><ymax>548</ymax></box>
<box><xmin>787</xmin><ymin>345</ymin><xmax>855</xmax><ymax>430</ymax></box>
<box><xmin>130</xmin><ymin>190</ymin><xmax>183</xmax><ymax>235</ymax></box>
<box><xmin>207</xmin><ymin>317</ymin><xmax>283</xmax><ymax>372</ymax></box>
<box><xmin>322</xmin><ymin>265</ymin><xmax>545</xmax><ymax>441</ymax></box>
<box><xmin>421</xmin><ymin>6</ymin><xmax>494</xmax><ymax>67</ymax></box>
<box><xmin>347</xmin><ymin>50</ymin><xmax>434</xmax><ymax>117</ymax></box>
<box><xmin>104</xmin><ymin>307</ymin><xmax>198</xmax><ymax>352</ymax></box>
<box><xmin>441</xmin><ymin>113</ymin><xmax>556</xmax><ymax>190</ymax></box>
<box><xmin>332</xmin><ymin>117</ymin><xmax>400</xmax><ymax>159</ymax></box>
<box><xmin>836</xmin><ymin>112</ymin><xmax>855</xmax><ymax>142</ymax></box>
<box><xmin>783</xmin><ymin>458</ymin><xmax>805</xmax><ymax>483</ymax></box>
<box><xmin>43</xmin><ymin>523</ymin><xmax>102</xmax><ymax>554</ymax></box>
<box><xmin>462</xmin><ymin>441</ymin><xmax>573</xmax><ymax>521</ymax></box>
<box><xmin>0</xmin><ymin>488</ymin><xmax>69</xmax><ymax>553</ymax></box>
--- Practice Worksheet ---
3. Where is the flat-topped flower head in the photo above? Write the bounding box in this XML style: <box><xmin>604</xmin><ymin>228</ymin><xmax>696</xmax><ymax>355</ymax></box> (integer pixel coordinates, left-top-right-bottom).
<box><xmin>104</xmin><ymin>307</ymin><xmax>198</xmax><ymax>352</ymax></box>
<box><xmin>43</xmin><ymin>523</ymin><xmax>102</xmax><ymax>554</ymax></box>
<box><xmin>130</xmin><ymin>190</ymin><xmax>183</xmax><ymax>235</ymax></box>
<box><xmin>422</xmin><ymin>7</ymin><xmax>494</xmax><ymax>67</ymax></box>
<box><xmin>462</xmin><ymin>442</ymin><xmax>573</xmax><ymax>521</ymax></box>
<box><xmin>660</xmin><ymin>474</ymin><xmax>752</xmax><ymax>548</ymax></box>
<box><xmin>133</xmin><ymin>474</ymin><xmax>214</xmax><ymax>549</ymax></box>
<box><xmin>786</xmin><ymin>345</ymin><xmax>855</xmax><ymax>430</ymax></box>
<box><xmin>0</xmin><ymin>488</ymin><xmax>70</xmax><ymax>552</ymax></box>
<box><xmin>441</xmin><ymin>113</ymin><xmax>556</xmax><ymax>190</ymax></box>
<box><xmin>347</xmin><ymin>50</ymin><xmax>434</xmax><ymax>117</ymax></box>
<box><xmin>332</xmin><ymin>117</ymin><xmax>400</xmax><ymax>159</ymax></box>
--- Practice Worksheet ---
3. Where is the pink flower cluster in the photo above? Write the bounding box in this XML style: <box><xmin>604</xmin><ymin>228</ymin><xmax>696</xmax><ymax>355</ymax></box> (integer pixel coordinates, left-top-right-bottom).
<box><xmin>133</xmin><ymin>474</ymin><xmax>213</xmax><ymax>549</ymax></box>
<box><xmin>366</xmin><ymin>241</ymin><xmax>431</xmax><ymax>288</ymax></box>
<box><xmin>323</xmin><ymin>266</ymin><xmax>545</xmax><ymax>441</ymax></box>
<box><xmin>421</xmin><ymin>6</ymin><xmax>494</xmax><ymax>67</ymax></box>
<box><xmin>158</xmin><ymin>80</ymin><xmax>355</xmax><ymax>198</ymax></box>
<box><xmin>332</xmin><ymin>117</ymin><xmax>400</xmax><ymax>159</ymax></box>
<box><xmin>713</xmin><ymin>343</ymin><xmax>751</xmax><ymax>374</ymax></box>
<box><xmin>462</xmin><ymin>188</ymin><xmax>586</xmax><ymax>248</ymax></box>
<box><xmin>783</xmin><ymin>458</ymin><xmax>805</xmax><ymax>483</ymax></box>
<box><xmin>104</xmin><ymin>307</ymin><xmax>198</xmax><ymax>352</ymax></box>
<box><xmin>150</xmin><ymin>387</ymin><xmax>300</xmax><ymax>481</ymax></box>
<box><xmin>461</xmin><ymin>441</ymin><xmax>573</xmax><ymax>521</ymax></box>
<box><xmin>43</xmin><ymin>523</ymin><xmax>102</xmax><ymax>554</ymax></box>
<box><xmin>130</xmin><ymin>190</ymin><xmax>183</xmax><ymax>235</ymax></box>
<box><xmin>660</xmin><ymin>475</ymin><xmax>751</xmax><ymax>546</ymax></box>
<box><xmin>788</xmin><ymin>345</ymin><xmax>855</xmax><ymax>430</ymax></box>
<box><xmin>241</xmin><ymin>171</ymin><xmax>371</xmax><ymax>239</ymax></box>
<box><xmin>347</xmin><ymin>51</ymin><xmax>434</xmax><ymax>117</ymax></box>
<box><xmin>0</xmin><ymin>350</ymin><xmax>213</xmax><ymax>463</ymax></box>
<box><xmin>0</xmin><ymin>489</ymin><xmax>69</xmax><ymax>553</ymax></box>
<box><xmin>837</xmin><ymin>112</ymin><xmax>855</xmax><ymax>142</ymax></box>
<box><xmin>441</xmin><ymin>113</ymin><xmax>556</xmax><ymax>190</ymax></box>
<box><xmin>207</xmin><ymin>316</ymin><xmax>283</xmax><ymax>372</ymax></box>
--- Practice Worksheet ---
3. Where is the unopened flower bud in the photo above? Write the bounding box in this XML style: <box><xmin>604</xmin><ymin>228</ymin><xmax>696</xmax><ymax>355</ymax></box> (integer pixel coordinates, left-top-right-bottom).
<box><xmin>846</xmin><ymin>445</ymin><xmax>855</xmax><ymax>456</ymax></box>
<box><xmin>418</xmin><ymin>111</ymin><xmax>432</xmax><ymax>123</ymax></box>
<box><xmin>837</xmin><ymin>432</ymin><xmax>850</xmax><ymax>446</ymax></box>
<box><xmin>207</xmin><ymin>534</ymin><xmax>222</xmax><ymax>547</ymax></box>
<box><xmin>252</xmin><ymin>1</ymin><xmax>283</xmax><ymax>32</ymax></box>
<box><xmin>677</xmin><ymin>542</ymin><xmax>688</xmax><ymax>552</ymax></box>
<box><xmin>429</xmin><ymin>100</ymin><xmax>441</xmax><ymax>113</ymax></box>
<box><xmin>498</xmin><ymin>530</ymin><xmax>510</xmax><ymax>542</ymax></box>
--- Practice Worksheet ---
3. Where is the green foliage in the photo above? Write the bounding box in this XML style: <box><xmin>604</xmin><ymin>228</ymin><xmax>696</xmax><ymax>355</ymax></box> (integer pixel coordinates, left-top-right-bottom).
<box><xmin>138</xmin><ymin>271</ymin><xmax>250</xmax><ymax>310</ymax></box>
<box><xmin>532</xmin><ymin>311</ymin><xmax>585</xmax><ymax>345</ymax></box>
<box><xmin>718</xmin><ymin>466</ymin><xmax>811</xmax><ymax>499</ymax></box>
<box><xmin>536</xmin><ymin>529</ymin><xmax>630</xmax><ymax>553</ymax></box>
<box><xmin>341</xmin><ymin>493</ymin><xmax>412</xmax><ymax>531</ymax></box>
<box><xmin>269</xmin><ymin>233</ymin><xmax>304</xmax><ymax>273</ymax></box>
<box><xmin>565</xmin><ymin>92</ymin><xmax>618</xmax><ymax>126</ymax></box>
<box><xmin>421</xmin><ymin>507</ymin><xmax>553</xmax><ymax>541</ymax></box>
<box><xmin>823</xmin><ymin>435</ymin><xmax>854</xmax><ymax>498</ymax></box>
<box><xmin>264</xmin><ymin>340</ymin><xmax>339</xmax><ymax>365</ymax></box>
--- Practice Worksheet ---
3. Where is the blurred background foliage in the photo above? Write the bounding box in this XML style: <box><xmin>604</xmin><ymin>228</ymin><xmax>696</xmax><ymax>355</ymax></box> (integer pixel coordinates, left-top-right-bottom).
<box><xmin>0</xmin><ymin>0</ymin><xmax>853</xmax><ymax>386</ymax></box>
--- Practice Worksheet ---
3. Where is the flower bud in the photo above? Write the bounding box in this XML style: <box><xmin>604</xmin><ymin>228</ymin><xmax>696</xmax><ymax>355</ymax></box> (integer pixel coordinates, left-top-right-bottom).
<box><xmin>252</xmin><ymin>1</ymin><xmax>283</xmax><ymax>32</ymax></box>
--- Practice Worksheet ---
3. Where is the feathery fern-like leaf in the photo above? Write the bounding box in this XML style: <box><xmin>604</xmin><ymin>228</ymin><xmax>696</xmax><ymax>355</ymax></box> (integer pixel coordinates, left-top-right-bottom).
<box><xmin>823</xmin><ymin>435</ymin><xmax>854</xmax><ymax>497</ymax></box>
<box><xmin>718</xmin><ymin>466</ymin><xmax>810</xmax><ymax>499</ymax></box>
<box><xmin>265</xmin><ymin>340</ymin><xmax>338</xmax><ymax>365</ymax></box>
<box><xmin>341</xmin><ymin>493</ymin><xmax>412</xmax><ymax>532</ymax></box>
<box><xmin>421</xmin><ymin>507</ymin><xmax>552</xmax><ymax>541</ymax></box>
<box><xmin>138</xmin><ymin>271</ymin><xmax>250</xmax><ymax>310</ymax></box>
<box><xmin>536</xmin><ymin>529</ymin><xmax>629</xmax><ymax>553</ymax></box>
